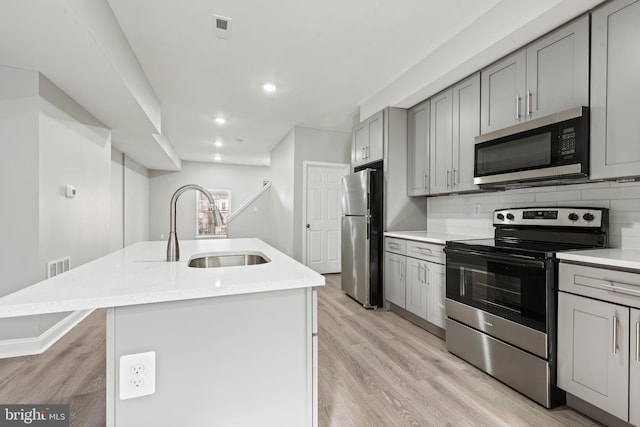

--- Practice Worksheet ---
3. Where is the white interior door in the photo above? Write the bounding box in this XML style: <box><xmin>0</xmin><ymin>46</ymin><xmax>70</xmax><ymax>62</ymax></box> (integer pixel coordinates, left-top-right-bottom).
<box><xmin>305</xmin><ymin>163</ymin><xmax>348</xmax><ymax>273</ymax></box>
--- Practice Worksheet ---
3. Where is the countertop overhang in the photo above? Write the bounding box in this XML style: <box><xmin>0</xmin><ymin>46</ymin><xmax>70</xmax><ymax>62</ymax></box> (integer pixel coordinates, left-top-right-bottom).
<box><xmin>0</xmin><ymin>239</ymin><xmax>324</xmax><ymax>319</ymax></box>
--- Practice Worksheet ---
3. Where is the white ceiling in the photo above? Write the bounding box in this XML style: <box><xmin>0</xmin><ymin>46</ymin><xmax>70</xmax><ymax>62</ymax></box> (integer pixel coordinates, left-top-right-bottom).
<box><xmin>0</xmin><ymin>0</ymin><xmax>604</xmax><ymax>170</ymax></box>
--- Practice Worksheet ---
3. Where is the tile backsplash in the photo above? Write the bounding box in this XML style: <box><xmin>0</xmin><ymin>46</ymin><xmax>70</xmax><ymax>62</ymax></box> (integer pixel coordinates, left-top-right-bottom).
<box><xmin>427</xmin><ymin>181</ymin><xmax>640</xmax><ymax>249</ymax></box>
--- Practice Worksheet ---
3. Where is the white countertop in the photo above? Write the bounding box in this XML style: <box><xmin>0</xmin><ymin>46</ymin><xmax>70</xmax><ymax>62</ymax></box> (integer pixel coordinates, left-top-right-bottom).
<box><xmin>0</xmin><ymin>239</ymin><xmax>324</xmax><ymax>319</ymax></box>
<box><xmin>384</xmin><ymin>230</ymin><xmax>490</xmax><ymax>245</ymax></box>
<box><xmin>557</xmin><ymin>248</ymin><xmax>640</xmax><ymax>272</ymax></box>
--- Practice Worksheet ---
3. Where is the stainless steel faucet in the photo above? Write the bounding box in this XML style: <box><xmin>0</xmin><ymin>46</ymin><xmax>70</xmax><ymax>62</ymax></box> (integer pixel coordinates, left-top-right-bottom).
<box><xmin>166</xmin><ymin>184</ymin><xmax>224</xmax><ymax>262</ymax></box>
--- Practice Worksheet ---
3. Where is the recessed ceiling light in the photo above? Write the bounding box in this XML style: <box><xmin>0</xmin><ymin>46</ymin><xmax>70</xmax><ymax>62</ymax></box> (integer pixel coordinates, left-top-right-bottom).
<box><xmin>262</xmin><ymin>83</ymin><xmax>277</xmax><ymax>93</ymax></box>
<box><xmin>214</xmin><ymin>140</ymin><xmax>223</xmax><ymax>147</ymax></box>
<box><xmin>215</xmin><ymin>117</ymin><xmax>226</xmax><ymax>125</ymax></box>
<box><xmin>214</xmin><ymin>154</ymin><xmax>221</xmax><ymax>161</ymax></box>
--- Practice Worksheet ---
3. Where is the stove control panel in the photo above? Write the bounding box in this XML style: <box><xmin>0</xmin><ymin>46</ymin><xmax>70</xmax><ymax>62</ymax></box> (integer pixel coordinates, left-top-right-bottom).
<box><xmin>494</xmin><ymin>207</ymin><xmax>607</xmax><ymax>228</ymax></box>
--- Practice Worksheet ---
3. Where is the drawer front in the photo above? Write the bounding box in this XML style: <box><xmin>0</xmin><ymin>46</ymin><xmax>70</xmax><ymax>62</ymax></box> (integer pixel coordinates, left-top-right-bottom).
<box><xmin>385</xmin><ymin>237</ymin><xmax>406</xmax><ymax>255</ymax></box>
<box><xmin>406</xmin><ymin>241</ymin><xmax>444</xmax><ymax>264</ymax></box>
<box><xmin>559</xmin><ymin>262</ymin><xmax>640</xmax><ymax>309</ymax></box>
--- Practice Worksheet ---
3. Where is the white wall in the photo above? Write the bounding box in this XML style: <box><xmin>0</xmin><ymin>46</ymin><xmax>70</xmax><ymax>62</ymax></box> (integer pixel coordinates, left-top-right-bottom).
<box><xmin>427</xmin><ymin>181</ymin><xmax>640</xmax><ymax>249</ymax></box>
<box><xmin>0</xmin><ymin>66</ymin><xmax>40</xmax><ymax>339</ymax></box>
<box><xmin>148</xmin><ymin>161</ymin><xmax>270</xmax><ymax>242</ymax></box>
<box><xmin>110</xmin><ymin>147</ymin><xmax>151</xmax><ymax>250</ymax></box>
<box><xmin>268</xmin><ymin>126</ymin><xmax>351</xmax><ymax>260</ymax></box>
<box><xmin>0</xmin><ymin>67</ymin><xmax>112</xmax><ymax>341</ymax></box>
<box><xmin>270</xmin><ymin>130</ymin><xmax>295</xmax><ymax>257</ymax></box>
<box><xmin>124</xmin><ymin>155</ymin><xmax>149</xmax><ymax>246</ymax></box>
<box><xmin>226</xmin><ymin>185</ymin><xmax>275</xmax><ymax>246</ymax></box>
<box><xmin>292</xmin><ymin>127</ymin><xmax>351</xmax><ymax>261</ymax></box>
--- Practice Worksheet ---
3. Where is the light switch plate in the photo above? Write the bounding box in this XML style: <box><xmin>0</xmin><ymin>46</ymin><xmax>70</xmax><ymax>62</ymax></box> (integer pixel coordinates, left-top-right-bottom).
<box><xmin>119</xmin><ymin>351</ymin><xmax>156</xmax><ymax>400</ymax></box>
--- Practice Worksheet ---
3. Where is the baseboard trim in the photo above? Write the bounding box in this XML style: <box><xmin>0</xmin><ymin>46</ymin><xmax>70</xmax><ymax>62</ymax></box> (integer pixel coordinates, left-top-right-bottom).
<box><xmin>0</xmin><ymin>310</ymin><xmax>94</xmax><ymax>359</ymax></box>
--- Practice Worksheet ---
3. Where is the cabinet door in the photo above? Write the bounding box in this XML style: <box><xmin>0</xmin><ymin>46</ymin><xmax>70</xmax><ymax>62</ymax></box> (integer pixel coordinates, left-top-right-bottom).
<box><xmin>367</xmin><ymin>110</ymin><xmax>384</xmax><ymax>163</ymax></box>
<box><xmin>406</xmin><ymin>258</ymin><xmax>427</xmax><ymax>319</ymax></box>
<box><xmin>429</xmin><ymin>89</ymin><xmax>453</xmax><ymax>195</ymax></box>
<box><xmin>452</xmin><ymin>73</ymin><xmax>480</xmax><ymax>193</ymax></box>
<box><xmin>407</xmin><ymin>100</ymin><xmax>430</xmax><ymax>196</ymax></box>
<box><xmin>591</xmin><ymin>0</ymin><xmax>640</xmax><ymax>180</ymax></box>
<box><xmin>426</xmin><ymin>262</ymin><xmax>446</xmax><ymax>329</ymax></box>
<box><xmin>480</xmin><ymin>49</ymin><xmax>526</xmax><ymax>134</ymax></box>
<box><xmin>631</xmin><ymin>308</ymin><xmax>640</xmax><ymax>426</ymax></box>
<box><xmin>526</xmin><ymin>15</ymin><xmax>589</xmax><ymax>120</ymax></box>
<box><xmin>384</xmin><ymin>252</ymin><xmax>405</xmax><ymax>308</ymax></box>
<box><xmin>557</xmin><ymin>292</ymin><xmax>629</xmax><ymax>421</ymax></box>
<box><xmin>352</xmin><ymin>122</ymin><xmax>368</xmax><ymax>167</ymax></box>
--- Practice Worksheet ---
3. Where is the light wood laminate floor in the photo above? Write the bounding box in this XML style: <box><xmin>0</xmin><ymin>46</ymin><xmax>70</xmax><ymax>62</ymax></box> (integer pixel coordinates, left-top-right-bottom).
<box><xmin>0</xmin><ymin>274</ymin><xmax>602</xmax><ymax>426</ymax></box>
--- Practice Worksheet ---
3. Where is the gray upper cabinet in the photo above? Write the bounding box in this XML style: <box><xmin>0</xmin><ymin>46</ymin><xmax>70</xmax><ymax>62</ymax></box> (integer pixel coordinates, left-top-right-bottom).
<box><xmin>407</xmin><ymin>100</ymin><xmax>430</xmax><ymax>196</ymax></box>
<box><xmin>591</xmin><ymin>0</ymin><xmax>640</xmax><ymax>180</ymax></box>
<box><xmin>429</xmin><ymin>73</ymin><xmax>480</xmax><ymax>195</ymax></box>
<box><xmin>352</xmin><ymin>110</ymin><xmax>384</xmax><ymax>168</ymax></box>
<box><xmin>429</xmin><ymin>89</ymin><xmax>453</xmax><ymax>194</ymax></box>
<box><xmin>481</xmin><ymin>15</ymin><xmax>589</xmax><ymax>134</ymax></box>
<box><xmin>526</xmin><ymin>15</ymin><xmax>589</xmax><ymax>120</ymax></box>
<box><xmin>452</xmin><ymin>73</ymin><xmax>480</xmax><ymax>193</ymax></box>
<box><xmin>481</xmin><ymin>49</ymin><xmax>526</xmax><ymax>134</ymax></box>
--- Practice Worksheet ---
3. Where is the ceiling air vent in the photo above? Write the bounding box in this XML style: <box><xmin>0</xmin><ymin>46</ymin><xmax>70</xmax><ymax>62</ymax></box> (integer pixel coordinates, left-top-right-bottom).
<box><xmin>212</xmin><ymin>15</ymin><xmax>232</xmax><ymax>40</ymax></box>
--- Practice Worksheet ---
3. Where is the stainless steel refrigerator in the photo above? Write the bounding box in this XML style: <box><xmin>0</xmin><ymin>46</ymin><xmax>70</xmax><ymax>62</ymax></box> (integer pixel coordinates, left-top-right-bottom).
<box><xmin>340</xmin><ymin>167</ymin><xmax>383</xmax><ymax>308</ymax></box>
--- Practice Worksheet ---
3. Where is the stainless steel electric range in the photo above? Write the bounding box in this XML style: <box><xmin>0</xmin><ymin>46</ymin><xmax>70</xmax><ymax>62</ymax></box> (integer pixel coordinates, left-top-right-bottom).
<box><xmin>444</xmin><ymin>207</ymin><xmax>609</xmax><ymax>408</ymax></box>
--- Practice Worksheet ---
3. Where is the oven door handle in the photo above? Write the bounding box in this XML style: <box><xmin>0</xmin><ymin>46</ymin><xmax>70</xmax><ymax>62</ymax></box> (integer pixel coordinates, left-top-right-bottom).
<box><xmin>444</xmin><ymin>247</ymin><xmax>547</xmax><ymax>269</ymax></box>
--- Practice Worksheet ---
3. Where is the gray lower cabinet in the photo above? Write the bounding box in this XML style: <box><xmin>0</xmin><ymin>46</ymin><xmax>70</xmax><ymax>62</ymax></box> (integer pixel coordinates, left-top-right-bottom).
<box><xmin>406</xmin><ymin>257</ymin><xmax>428</xmax><ymax>318</ymax></box>
<box><xmin>590</xmin><ymin>0</ymin><xmax>640</xmax><ymax>180</ymax></box>
<box><xmin>384</xmin><ymin>251</ymin><xmax>405</xmax><ymax>307</ymax></box>
<box><xmin>558</xmin><ymin>261</ymin><xmax>640</xmax><ymax>425</ymax></box>
<box><xmin>384</xmin><ymin>237</ymin><xmax>445</xmax><ymax>333</ymax></box>
<box><xmin>481</xmin><ymin>15</ymin><xmax>588</xmax><ymax>134</ymax></box>
<box><xmin>557</xmin><ymin>292</ymin><xmax>629</xmax><ymax>421</ymax></box>
<box><xmin>407</xmin><ymin>100</ymin><xmax>430</xmax><ymax>196</ymax></box>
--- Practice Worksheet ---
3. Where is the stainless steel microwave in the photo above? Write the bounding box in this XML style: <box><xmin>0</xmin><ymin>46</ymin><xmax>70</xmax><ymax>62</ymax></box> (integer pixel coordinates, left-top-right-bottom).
<box><xmin>474</xmin><ymin>106</ymin><xmax>588</xmax><ymax>188</ymax></box>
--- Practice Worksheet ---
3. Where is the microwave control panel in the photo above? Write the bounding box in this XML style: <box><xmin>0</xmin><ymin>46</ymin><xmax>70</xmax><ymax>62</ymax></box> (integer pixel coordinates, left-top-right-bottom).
<box><xmin>560</xmin><ymin>126</ymin><xmax>576</xmax><ymax>157</ymax></box>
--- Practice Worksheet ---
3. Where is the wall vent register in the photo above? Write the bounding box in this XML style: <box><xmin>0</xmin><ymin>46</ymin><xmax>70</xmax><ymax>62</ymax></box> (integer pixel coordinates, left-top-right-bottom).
<box><xmin>47</xmin><ymin>256</ymin><xmax>70</xmax><ymax>279</ymax></box>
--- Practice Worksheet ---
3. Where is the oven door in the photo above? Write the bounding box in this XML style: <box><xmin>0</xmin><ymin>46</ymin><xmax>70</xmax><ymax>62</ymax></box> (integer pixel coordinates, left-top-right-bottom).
<box><xmin>444</xmin><ymin>247</ymin><xmax>552</xmax><ymax>358</ymax></box>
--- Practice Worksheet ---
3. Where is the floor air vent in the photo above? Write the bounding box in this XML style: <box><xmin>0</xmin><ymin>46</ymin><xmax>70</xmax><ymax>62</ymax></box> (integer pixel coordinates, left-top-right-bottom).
<box><xmin>47</xmin><ymin>256</ymin><xmax>71</xmax><ymax>278</ymax></box>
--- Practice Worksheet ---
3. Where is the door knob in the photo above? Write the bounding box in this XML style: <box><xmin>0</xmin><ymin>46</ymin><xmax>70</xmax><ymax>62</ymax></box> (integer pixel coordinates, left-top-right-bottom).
<box><xmin>306</xmin><ymin>224</ymin><xmax>310</xmax><ymax>228</ymax></box>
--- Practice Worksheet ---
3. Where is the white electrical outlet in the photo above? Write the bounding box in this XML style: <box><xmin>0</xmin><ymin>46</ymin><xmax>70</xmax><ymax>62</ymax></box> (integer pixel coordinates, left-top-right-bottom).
<box><xmin>119</xmin><ymin>351</ymin><xmax>156</xmax><ymax>400</ymax></box>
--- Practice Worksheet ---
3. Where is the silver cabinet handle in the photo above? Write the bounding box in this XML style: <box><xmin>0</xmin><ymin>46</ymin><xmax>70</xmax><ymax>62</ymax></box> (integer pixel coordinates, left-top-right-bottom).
<box><xmin>423</xmin><ymin>173</ymin><xmax>428</xmax><ymax>190</ymax></box>
<box><xmin>453</xmin><ymin>169</ymin><xmax>457</xmax><ymax>186</ymax></box>
<box><xmin>400</xmin><ymin>262</ymin><xmax>404</xmax><ymax>279</ymax></box>
<box><xmin>636</xmin><ymin>322</ymin><xmax>639</xmax><ymax>362</ymax></box>
<box><xmin>446</xmin><ymin>170</ymin><xmax>451</xmax><ymax>187</ymax></box>
<box><xmin>516</xmin><ymin>94</ymin><xmax>521</xmax><ymax>120</ymax></box>
<box><xmin>424</xmin><ymin>174</ymin><xmax>429</xmax><ymax>191</ymax></box>
<box><xmin>613</xmin><ymin>316</ymin><xmax>619</xmax><ymax>354</ymax></box>
<box><xmin>526</xmin><ymin>90</ymin><xmax>532</xmax><ymax>117</ymax></box>
<box><xmin>414</xmin><ymin>247</ymin><xmax>432</xmax><ymax>255</ymax></box>
<box><xmin>365</xmin><ymin>146</ymin><xmax>369</xmax><ymax>159</ymax></box>
<box><xmin>602</xmin><ymin>282</ymin><xmax>640</xmax><ymax>296</ymax></box>
<box><xmin>389</xmin><ymin>242</ymin><xmax>400</xmax><ymax>249</ymax></box>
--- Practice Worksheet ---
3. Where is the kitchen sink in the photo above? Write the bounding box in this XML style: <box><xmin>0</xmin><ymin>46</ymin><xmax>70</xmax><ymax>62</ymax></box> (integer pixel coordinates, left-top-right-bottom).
<box><xmin>187</xmin><ymin>252</ymin><xmax>270</xmax><ymax>268</ymax></box>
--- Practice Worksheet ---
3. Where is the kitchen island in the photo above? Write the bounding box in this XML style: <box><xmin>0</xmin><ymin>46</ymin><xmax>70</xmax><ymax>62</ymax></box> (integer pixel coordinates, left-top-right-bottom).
<box><xmin>0</xmin><ymin>239</ymin><xmax>324</xmax><ymax>427</ymax></box>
